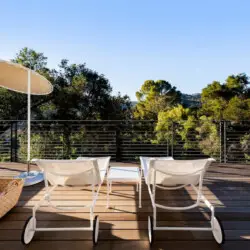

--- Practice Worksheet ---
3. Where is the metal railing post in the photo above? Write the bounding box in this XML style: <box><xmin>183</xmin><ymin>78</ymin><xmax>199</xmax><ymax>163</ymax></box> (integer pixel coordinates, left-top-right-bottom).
<box><xmin>10</xmin><ymin>122</ymin><xmax>18</xmax><ymax>162</ymax></box>
<box><xmin>171</xmin><ymin>122</ymin><xmax>174</xmax><ymax>158</ymax></box>
<box><xmin>116</xmin><ymin>123</ymin><xmax>121</xmax><ymax>162</ymax></box>
<box><xmin>224</xmin><ymin>121</ymin><xmax>227</xmax><ymax>163</ymax></box>
<box><xmin>167</xmin><ymin>138</ymin><xmax>169</xmax><ymax>157</ymax></box>
<box><xmin>219</xmin><ymin>121</ymin><xmax>222</xmax><ymax>163</ymax></box>
<box><xmin>14</xmin><ymin>122</ymin><xmax>18</xmax><ymax>162</ymax></box>
<box><xmin>10</xmin><ymin>122</ymin><xmax>13</xmax><ymax>162</ymax></box>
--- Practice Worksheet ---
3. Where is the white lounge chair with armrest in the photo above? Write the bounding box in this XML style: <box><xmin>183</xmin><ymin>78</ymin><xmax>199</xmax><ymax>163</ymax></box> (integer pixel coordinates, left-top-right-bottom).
<box><xmin>21</xmin><ymin>157</ymin><xmax>111</xmax><ymax>246</ymax></box>
<box><xmin>77</xmin><ymin>156</ymin><xmax>111</xmax><ymax>179</ymax></box>
<box><xmin>139</xmin><ymin>157</ymin><xmax>224</xmax><ymax>245</ymax></box>
<box><xmin>140</xmin><ymin>156</ymin><xmax>174</xmax><ymax>181</ymax></box>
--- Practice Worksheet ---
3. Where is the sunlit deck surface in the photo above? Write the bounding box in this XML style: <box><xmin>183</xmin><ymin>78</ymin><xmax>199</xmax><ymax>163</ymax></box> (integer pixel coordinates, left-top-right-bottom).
<box><xmin>1</xmin><ymin>162</ymin><xmax>250</xmax><ymax>250</ymax></box>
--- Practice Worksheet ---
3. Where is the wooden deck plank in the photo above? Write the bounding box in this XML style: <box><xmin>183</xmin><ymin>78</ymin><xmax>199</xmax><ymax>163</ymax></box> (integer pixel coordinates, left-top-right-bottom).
<box><xmin>1</xmin><ymin>228</ymin><xmax>250</xmax><ymax>241</ymax></box>
<box><xmin>1</xmin><ymin>241</ymin><xmax>250</xmax><ymax>250</ymax></box>
<box><xmin>0</xmin><ymin>162</ymin><xmax>250</xmax><ymax>250</ymax></box>
<box><xmin>1</xmin><ymin>220</ymin><xmax>250</xmax><ymax>230</ymax></box>
<box><xmin>2</xmin><ymin>241</ymin><xmax>249</xmax><ymax>250</ymax></box>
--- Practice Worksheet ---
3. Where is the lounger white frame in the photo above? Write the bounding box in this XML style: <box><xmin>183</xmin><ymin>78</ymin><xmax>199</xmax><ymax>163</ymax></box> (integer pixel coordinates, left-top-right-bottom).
<box><xmin>21</xmin><ymin>157</ymin><xmax>110</xmax><ymax>246</ymax></box>
<box><xmin>140</xmin><ymin>157</ymin><xmax>225</xmax><ymax>245</ymax></box>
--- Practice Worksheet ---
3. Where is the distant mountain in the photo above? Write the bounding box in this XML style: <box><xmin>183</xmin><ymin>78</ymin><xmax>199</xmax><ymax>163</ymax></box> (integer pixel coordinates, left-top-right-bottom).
<box><xmin>130</xmin><ymin>101</ymin><xmax>136</xmax><ymax>106</ymax></box>
<box><xmin>131</xmin><ymin>93</ymin><xmax>201</xmax><ymax>108</ymax></box>
<box><xmin>181</xmin><ymin>93</ymin><xmax>201</xmax><ymax>108</ymax></box>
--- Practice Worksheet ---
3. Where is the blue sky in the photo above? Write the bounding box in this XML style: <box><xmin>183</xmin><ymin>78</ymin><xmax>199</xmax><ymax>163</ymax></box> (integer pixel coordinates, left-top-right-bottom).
<box><xmin>1</xmin><ymin>0</ymin><xmax>250</xmax><ymax>100</ymax></box>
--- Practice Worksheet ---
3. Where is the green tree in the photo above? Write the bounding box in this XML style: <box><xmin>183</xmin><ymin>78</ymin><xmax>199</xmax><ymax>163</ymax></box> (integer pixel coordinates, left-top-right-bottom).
<box><xmin>0</xmin><ymin>47</ymin><xmax>133</xmax><ymax>159</ymax></box>
<box><xmin>224</xmin><ymin>97</ymin><xmax>250</xmax><ymax>122</ymax></box>
<box><xmin>12</xmin><ymin>47</ymin><xmax>47</xmax><ymax>71</ymax></box>
<box><xmin>0</xmin><ymin>48</ymin><xmax>132</xmax><ymax>121</ymax></box>
<box><xmin>198</xmin><ymin>73</ymin><xmax>250</xmax><ymax>159</ymax></box>
<box><xmin>35</xmin><ymin>60</ymin><xmax>132</xmax><ymax>158</ymax></box>
<box><xmin>104</xmin><ymin>92</ymin><xmax>132</xmax><ymax>120</ymax></box>
<box><xmin>240</xmin><ymin>134</ymin><xmax>250</xmax><ymax>161</ymax></box>
<box><xmin>155</xmin><ymin>105</ymin><xmax>197</xmax><ymax>149</ymax></box>
<box><xmin>200</xmin><ymin>74</ymin><xmax>250</xmax><ymax>121</ymax></box>
<box><xmin>134</xmin><ymin>80</ymin><xmax>181</xmax><ymax>120</ymax></box>
<box><xmin>196</xmin><ymin>116</ymin><xmax>220</xmax><ymax>158</ymax></box>
<box><xmin>200</xmin><ymin>81</ymin><xmax>226</xmax><ymax>120</ymax></box>
<box><xmin>38</xmin><ymin>59</ymin><xmax>113</xmax><ymax>120</ymax></box>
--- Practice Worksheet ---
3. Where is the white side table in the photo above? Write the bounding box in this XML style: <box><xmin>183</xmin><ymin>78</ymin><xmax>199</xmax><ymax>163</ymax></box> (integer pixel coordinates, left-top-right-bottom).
<box><xmin>106</xmin><ymin>166</ymin><xmax>142</xmax><ymax>208</ymax></box>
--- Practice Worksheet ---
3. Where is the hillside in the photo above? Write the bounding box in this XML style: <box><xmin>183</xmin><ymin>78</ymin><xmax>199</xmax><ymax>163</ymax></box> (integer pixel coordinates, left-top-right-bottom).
<box><xmin>132</xmin><ymin>93</ymin><xmax>201</xmax><ymax>108</ymax></box>
<box><xmin>181</xmin><ymin>93</ymin><xmax>201</xmax><ymax>108</ymax></box>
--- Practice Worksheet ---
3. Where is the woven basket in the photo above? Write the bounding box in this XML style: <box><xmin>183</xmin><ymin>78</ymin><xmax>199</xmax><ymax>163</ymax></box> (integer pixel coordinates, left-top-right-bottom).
<box><xmin>0</xmin><ymin>179</ymin><xmax>24</xmax><ymax>218</ymax></box>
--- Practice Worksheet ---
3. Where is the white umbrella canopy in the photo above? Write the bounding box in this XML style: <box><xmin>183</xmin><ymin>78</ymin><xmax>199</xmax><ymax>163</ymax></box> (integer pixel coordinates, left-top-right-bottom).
<box><xmin>0</xmin><ymin>60</ymin><xmax>53</xmax><ymax>186</ymax></box>
<box><xmin>0</xmin><ymin>60</ymin><xmax>53</xmax><ymax>95</ymax></box>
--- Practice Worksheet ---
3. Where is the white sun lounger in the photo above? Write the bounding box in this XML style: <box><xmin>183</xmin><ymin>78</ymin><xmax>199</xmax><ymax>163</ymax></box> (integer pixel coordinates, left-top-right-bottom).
<box><xmin>140</xmin><ymin>157</ymin><xmax>224</xmax><ymax>245</ymax></box>
<box><xmin>21</xmin><ymin>157</ymin><xmax>111</xmax><ymax>246</ymax></box>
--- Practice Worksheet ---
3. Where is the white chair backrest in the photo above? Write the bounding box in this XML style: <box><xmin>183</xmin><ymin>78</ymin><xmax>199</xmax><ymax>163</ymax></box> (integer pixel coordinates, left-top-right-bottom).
<box><xmin>140</xmin><ymin>156</ymin><xmax>174</xmax><ymax>183</ymax></box>
<box><xmin>33</xmin><ymin>159</ymin><xmax>101</xmax><ymax>186</ymax></box>
<box><xmin>77</xmin><ymin>156</ymin><xmax>110</xmax><ymax>171</ymax></box>
<box><xmin>148</xmin><ymin>158</ymin><xmax>215</xmax><ymax>186</ymax></box>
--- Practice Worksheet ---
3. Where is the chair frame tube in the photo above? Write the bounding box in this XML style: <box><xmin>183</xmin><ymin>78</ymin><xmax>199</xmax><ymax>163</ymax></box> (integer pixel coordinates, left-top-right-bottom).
<box><xmin>31</xmin><ymin>167</ymin><xmax>101</xmax><ymax>232</ymax></box>
<box><xmin>148</xmin><ymin>167</ymin><xmax>216</xmax><ymax>232</ymax></box>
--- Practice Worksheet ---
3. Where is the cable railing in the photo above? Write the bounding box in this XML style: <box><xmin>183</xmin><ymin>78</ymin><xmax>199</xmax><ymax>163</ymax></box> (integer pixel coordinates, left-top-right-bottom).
<box><xmin>0</xmin><ymin>120</ymin><xmax>249</xmax><ymax>163</ymax></box>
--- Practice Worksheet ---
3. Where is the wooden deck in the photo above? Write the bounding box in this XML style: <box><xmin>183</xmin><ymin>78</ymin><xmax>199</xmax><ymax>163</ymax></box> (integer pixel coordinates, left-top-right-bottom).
<box><xmin>1</xmin><ymin>162</ymin><xmax>250</xmax><ymax>249</ymax></box>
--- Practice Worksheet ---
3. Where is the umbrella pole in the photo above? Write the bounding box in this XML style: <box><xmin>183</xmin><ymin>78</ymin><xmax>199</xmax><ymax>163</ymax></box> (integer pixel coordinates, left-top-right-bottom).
<box><xmin>27</xmin><ymin>69</ymin><xmax>31</xmax><ymax>173</ymax></box>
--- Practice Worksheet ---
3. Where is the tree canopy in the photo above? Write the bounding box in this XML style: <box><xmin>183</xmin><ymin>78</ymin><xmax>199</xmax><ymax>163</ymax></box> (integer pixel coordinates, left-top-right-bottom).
<box><xmin>12</xmin><ymin>47</ymin><xmax>48</xmax><ymax>71</ymax></box>
<box><xmin>134</xmin><ymin>80</ymin><xmax>181</xmax><ymax>120</ymax></box>
<box><xmin>0</xmin><ymin>48</ymin><xmax>132</xmax><ymax>121</ymax></box>
<box><xmin>0</xmin><ymin>47</ymin><xmax>249</xmax><ymax>161</ymax></box>
<box><xmin>200</xmin><ymin>74</ymin><xmax>250</xmax><ymax>121</ymax></box>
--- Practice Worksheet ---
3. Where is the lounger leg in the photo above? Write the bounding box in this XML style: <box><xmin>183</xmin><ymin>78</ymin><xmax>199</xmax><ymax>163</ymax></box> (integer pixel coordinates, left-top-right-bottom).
<box><xmin>110</xmin><ymin>181</ymin><xmax>112</xmax><ymax>193</ymax></box>
<box><xmin>31</xmin><ymin>193</ymin><xmax>49</xmax><ymax>231</ymax></box>
<box><xmin>106</xmin><ymin>181</ymin><xmax>109</xmax><ymax>208</ymax></box>
<box><xmin>153</xmin><ymin>203</ymin><xmax>157</xmax><ymax>229</ymax></box>
<box><xmin>106</xmin><ymin>181</ymin><xmax>110</xmax><ymax>208</ymax></box>
<box><xmin>90</xmin><ymin>207</ymin><xmax>94</xmax><ymax>228</ymax></box>
<box><xmin>139</xmin><ymin>179</ymin><xmax>142</xmax><ymax>208</ymax></box>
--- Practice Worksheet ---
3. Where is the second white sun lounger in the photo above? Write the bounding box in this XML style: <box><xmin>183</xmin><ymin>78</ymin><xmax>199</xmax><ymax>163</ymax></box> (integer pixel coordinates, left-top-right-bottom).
<box><xmin>21</xmin><ymin>157</ymin><xmax>110</xmax><ymax>246</ymax></box>
<box><xmin>140</xmin><ymin>157</ymin><xmax>225</xmax><ymax>245</ymax></box>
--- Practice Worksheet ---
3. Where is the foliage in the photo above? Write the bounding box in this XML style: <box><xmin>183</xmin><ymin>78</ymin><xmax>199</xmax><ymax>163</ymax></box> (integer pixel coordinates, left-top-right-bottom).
<box><xmin>0</xmin><ymin>88</ymin><xmax>26</xmax><ymax>120</ymax></box>
<box><xmin>134</xmin><ymin>80</ymin><xmax>181</xmax><ymax>120</ymax></box>
<box><xmin>19</xmin><ymin>133</ymin><xmax>46</xmax><ymax>161</ymax></box>
<box><xmin>153</xmin><ymin>74</ymin><xmax>250</xmax><ymax>159</ymax></box>
<box><xmin>240</xmin><ymin>134</ymin><xmax>250</xmax><ymax>161</ymax></box>
<box><xmin>0</xmin><ymin>48</ymin><xmax>134</xmax><ymax>159</ymax></box>
<box><xmin>200</xmin><ymin>74</ymin><xmax>250</xmax><ymax>121</ymax></box>
<box><xmin>12</xmin><ymin>47</ymin><xmax>48</xmax><ymax>71</ymax></box>
<box><xmin>224</xmin><ymin>97</ymin><xmax>250</xmax><ymax>122</ymax></box>
<box><xmin>38</xmin><ymin>59</ymin><xmax>113</xmax><ymax>120</ymax></box>
<box><xmin>104</xmin><ymin>92</ymin><xmax>133</xmax><ymax>120</ymax></box>
<box><xmin>0</xmin><ymin>48</ymin><xmax>132</xmax><ymax>122</ymax></box>
<box><xmin>196</xmin><ymin>116</ymin><xmax>220</xmax><ymax>158</ymax></box>
<box><xmin>155</xmin><ymin>105</ymin><xmax>200</xmax><ymax>153</ymax></box>
<box><xmin>155</xmin><ymin>105</ymin><xmax>190</xmax><ymax>142</ymax></box>
<box><xmin>0</xmin><ymin>47</ymin><xmax>250</xmax><ymax>162</ymax></box>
